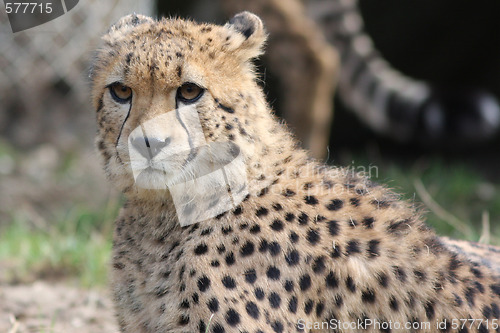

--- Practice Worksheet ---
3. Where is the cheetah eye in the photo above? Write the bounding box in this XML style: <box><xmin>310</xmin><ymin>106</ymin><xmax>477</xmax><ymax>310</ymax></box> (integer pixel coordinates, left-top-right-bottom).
<box><xmin>109</xmin><ymin>82</ymin><xmax>132</xmax><ymax>104</ymax></box>
<box><xmin>177</xmin><ymin>83</ymin><xmax>204</xmax><ymax>103</ymax></box>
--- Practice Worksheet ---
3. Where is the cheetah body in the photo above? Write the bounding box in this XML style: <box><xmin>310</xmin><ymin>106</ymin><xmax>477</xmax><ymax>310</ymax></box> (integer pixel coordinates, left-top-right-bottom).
<box><xmin>91</xmin><ymin>13</ymin><xmax>500</xmax><ymax>333</ymax></box>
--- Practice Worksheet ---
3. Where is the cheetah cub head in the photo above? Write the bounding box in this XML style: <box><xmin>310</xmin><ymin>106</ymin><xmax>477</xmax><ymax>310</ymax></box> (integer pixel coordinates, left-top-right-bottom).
<box><xmin>91</xmin><ymin>12</ymin><xmax>273</xmax><ymax>223</ymax></box>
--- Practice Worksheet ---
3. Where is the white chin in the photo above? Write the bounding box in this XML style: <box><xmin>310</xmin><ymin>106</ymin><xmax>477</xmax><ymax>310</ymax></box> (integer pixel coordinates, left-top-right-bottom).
<box><xmin>134</xmin><ymin>167</ymin><xmax>171</xmax><ymax>190</ymax></box>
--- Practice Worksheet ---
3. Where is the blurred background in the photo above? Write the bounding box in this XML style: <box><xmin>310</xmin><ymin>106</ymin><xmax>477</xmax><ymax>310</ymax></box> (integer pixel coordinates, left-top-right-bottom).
<box><xmin>0</xmin><ymin>0</ymin><xmax>499</xmax><ymax>331</ymax></box>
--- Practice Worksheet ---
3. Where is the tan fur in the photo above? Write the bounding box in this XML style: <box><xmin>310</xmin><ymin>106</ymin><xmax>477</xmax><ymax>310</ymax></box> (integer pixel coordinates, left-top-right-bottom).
<box><xmin>91</xmin><ymin>13</ymin><xmax>500</xmax><ymax>333</ymax></box>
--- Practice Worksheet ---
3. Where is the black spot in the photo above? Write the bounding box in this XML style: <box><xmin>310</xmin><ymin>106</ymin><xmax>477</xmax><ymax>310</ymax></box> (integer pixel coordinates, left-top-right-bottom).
<box><xmin>258</xmin><ymin>239</ymin><xmax>268</xmax><ymax>252</ymax></box>
<box><xmin>269</xmin><ymin>241</ymin><xmax>281</xmax><ymax>256</ymax></box>
<box><xmin>362</xmin><ymin>217</ymin><xmax>374</xmax><ymax>228</ymax></box>
<box><xmin>490</xmin><ymin>283</ymin><xmax>500</xmax><ymax>296</ymax></box>
<box><xmin>345</xmin><ymin>240</ymin><xmax>360</xmax><ymax>255</ymax></box>
<box><xmin>346</xmin><ymin>276</ymin><xmax>356</xmax><ymax>292</ymax></box>
<box><xmin>482</xmin><ymin>305</ymin><xmax>492</xmax><ymax>319</ymax></box>
<box><xmin>249</xmin><ymin>225</ymin><xmax>261</xmax><ymax>234</ymax></box>
<box><xmin>255</xmin><ymin>288</ymin><xmax>265</xmax><ymax>300</ymax></box>
<box><xmin>299</xmin><ymin>274</ymin><xmax>312</xmax><ymax>291</ymax></box>
<box><xmin>178</xmin><ymin>315</ymin><xmax>189</xmax><ymax>325</ymax></box>
<box><xmin>233</xmin><ymin>207</ymin><xmax>243</xmax><ymax>216</ymax></box>
<box><xmin>284</xmin><ymin>280</ymin><xmax>294</xmax><ymax>292</ymax></box>
<box><xmin>258</xmin><ymin>187</ymin><xmax>269</xmax><ymax>197</ymax></box>
<box><xmin>475</xmin><ymin>281</ymin><xmax>484</xmax><ymax>293</ymax></box>
<box><xmin>312</xmin><ymin>256</ymin><xmax>326</xmax><ymax>274</ymax></box>
<box><xmin>222</xmin><ymin>276</ymin><xmax>236</xmax><ymax>289</ymax></box>
<box><xmin>331</xmin><ymin>245</ymin><xmax>342</xmax><ymax>258</ymax></box>
<box><xmin>194</xmin><ymin>243</ymin><xmax>208</xmax><ymax>255</ymax></box>
<box><xmin>491</xmin><ymin>303</ymin><xmax>499</xmax><ymax>318</ymax></box>
<box><xmin>285</xmin><ymin>213</ymin><xmax>295</xmax><ymax>222</ymax></box>
<box><xmin>212</xmin><ymin>323</ymin><xmax>225</xmax><ymax>333</ymax></box>
<box><xmin>285</xmin><ymin>250</ymin><xmax>300</xmax><ymax>266</ymax></box>
<box><xmin>367</xmin><ymin>239</ymin><xmax>380</xmax><ymax>258</ymax></box>
<box><xmin>270</xmin><ymin>220</ymin><xmax>284</xmax><ymax>231</ymax></box>
<box><xmin>246</xmin><ymin>302</ymin><xmax>259</xmax><ymax>319</ymax></box>
<box><xmin>470</xmin><ymin>267</ymin><xmax>482</xmax><ymax>278</ymax></box>
<box><xmin>304</xmin><ymin>195</ymin><xmax>319</xmax><ymax>205</ymax></box>
<box><xmin>307</xmin><ymin>229</ymin><xmax>320</xmax><ymax>245</ymax></box>
<box><xmin>245</xmin><ymin>269</ymin><xmax>257</xmax><ymax>284</ymax></box>
<box><xmin>347</xmin><ymin>219</ymin><xmax>358</xmax><ymax>228</ymax></box>
<box><xmin>334</xmin><ymin>295</ymin><xmax>343</xmax><ymax>307</ymax></box>
<box><xmin>424</xmin><ymin>301</ymin><xmax>435</xmax><ymax>320</ymax></box>
<box><xmin>414</xmin><ymin>270</ymin><xmax>426</xmax><ymax>282</ymax></box>
<box><xmin>393</xmin><ymin>266</ymin><xmax>407</xmax><ymax>282</ymax></box>
<box><xmin>271</xmin><ymin>321</ymin><xmax>284</xmax><ymax>333</ymax></box>
<box><xmin>198</xmin><ymin>320</ymin><xmax>206</xmax><ymax>333</ymax></box>
<box><xmin>326</xmin><ymin>199</ymin><xmax>344</xmax><ymax>211</ymax></box>
<box><xmin>207</xmin><ymin>298</ymin><xmax>219</xmax><ymax>312</ymax></box>
<box><xmin>288</xmin><ymin>296</ymin><xmax>298</xmax><ymax>313</ymax></box>
<box><xmin>350</xmin><ymin>198</ymin><xmax>360</xmax><ymax>206</ymax></box>
<box><xmin>361</xmin><ymin>289</ymin><xmax>376</xmax><ymax>303</ymax></box>
<box><xmin>283</xmin><ymin>189</ymin><xmax>296</xmax><ymax>197</ymax></box>
<box><xmin>256</xmin><ymin>207</ymin><xmax>268</xmax><ymax>217</ymax></box>
<box><xmin>389</xmin><ymin>297</ymin><xmax>398</xmax><ymax>311</ymax></box>
<box><xmin>272</xmin><ymin>203</ymin><xmax>283</xmax><ymax>211</ymax></box>
<box><xmin>217</xmin><ymin>244</ymin><xmax>226</xmax><ymax>254</ymax></box>
<box><xmin>326</xmin><ymin>272</ymin><xmax>339</xmax><ymax>289</ymax></box>
<box><xmin>225</xmin><ymin>309</ymin><xmax>240</xmax><ymax>326</ymax></box>
<box><xmin>269</xmin><ymin>292</ymin><xmax>281</xmax><ymax>308</ymax></box>
<box><xmin>327</xmin><ymin>220</ymin><xmax>340</xmax><ymax>236</ymax></box>
<box><xmin>387</xmin><ymin>219</ymin><xmax>410</xmax><ymax>235</ymax></box>
<box><xmin>201</xmin><ymin>228</ymin><xmax>213</xmax><ymax>236</ymax></box>
<box><xmin>221</xmin><ymin>226</ymin><xmax>233</xmax><ymax>234</ymax></box>
<box><xmin>267</xmin><ymin>266</ymin><xmax>281</xmax><ymax>280</ymax></box>
<box><xmin>453</xmin><ymin>293</ymin><xmax>463</xmax><ymax>307</ymax></box>
<box><xmin>377</xmin><ymin>273</ymin><xmax>389</xmax><ymax>288</ymax></box>
<box><xmin>315</xmin><ymin>215</ymin><xmax>326</xmax><ymax>222</ymax></box>
<box><xmin>240</xmin><ymin>241</ymin><xmax>255</xmax><ymax>257</ymax></box>
<box><xmin>298</xmin><ymin>212</ymin><xmax>309</xmax><ymax>225</ymax></box>
<box><xmin>304</xmin><ymin>299</ymin><xmax>314</xmax><ymax>314</ymax></box>
<box><xmin>316</xmin><ymin>302</ymin><xmax>325</xmax><ymax>317</ymax></box>
<box><xmin>176</xmin><ymin>65</ymin><xmax>182</xmax><ymax>78</ymax></box>
<box><xmin>180</xmin><ymin>299</ymin><xmax>190</xmax><ymax>309</ymax></box>
<box><xmin>225</xmin><ymin>252</ymin><xmax>235</xmax><ymax>266</ymax></box>
<box><xmin>198</xmin><ymin>275</ymin><xmax>210</xmax><ymax>292</ymax></box>
<box><xmin>289</xmin><ymin>231</ymin><xmax>299</xmax><ymax>243</ymax></box>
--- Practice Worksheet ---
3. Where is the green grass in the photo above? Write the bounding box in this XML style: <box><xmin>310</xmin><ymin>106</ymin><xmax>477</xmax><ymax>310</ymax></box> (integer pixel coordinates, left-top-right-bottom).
<box><xmin>0</xmin><ymin>156</ymin><xmax>498</xmax><ymax>288</ymax></box>
<box><xmin>0</xmin><ymin>198</ymin><xmax>120</xmax><ymax>287</ymax></box>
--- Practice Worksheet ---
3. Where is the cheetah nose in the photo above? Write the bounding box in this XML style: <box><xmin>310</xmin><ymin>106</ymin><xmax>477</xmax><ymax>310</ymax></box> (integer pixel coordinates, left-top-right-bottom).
<box><xmin>131</xmin><ymin>136</ymin><xmax>171</xmax><ymax>159</ymax></box>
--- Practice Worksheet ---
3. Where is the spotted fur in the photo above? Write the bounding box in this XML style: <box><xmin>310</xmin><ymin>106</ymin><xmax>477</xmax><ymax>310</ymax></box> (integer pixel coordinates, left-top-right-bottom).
<box><xmin>92</xmin><ymin>12</ymin><xmax>500</xmax><ymax>333</ymax></box>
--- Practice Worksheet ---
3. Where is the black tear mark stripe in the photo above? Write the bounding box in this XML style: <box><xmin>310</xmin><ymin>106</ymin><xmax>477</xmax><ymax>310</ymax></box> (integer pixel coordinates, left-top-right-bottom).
<box><xmin>115</xmin><ymin>96</ymin><xmax>133</xmax><ymax>147</ymax></box>
<box><xmin>175</xmin><ymin>100</ymin><xmax>198</xmax><ymax>165</ymax></box>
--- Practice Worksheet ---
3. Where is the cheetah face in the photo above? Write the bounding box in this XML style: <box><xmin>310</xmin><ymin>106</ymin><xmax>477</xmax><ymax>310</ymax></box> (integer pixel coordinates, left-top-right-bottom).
<box><xmin>91</xmin><ymin>12</ymin><xmax>267</xmax><ymax>213</ymax></box>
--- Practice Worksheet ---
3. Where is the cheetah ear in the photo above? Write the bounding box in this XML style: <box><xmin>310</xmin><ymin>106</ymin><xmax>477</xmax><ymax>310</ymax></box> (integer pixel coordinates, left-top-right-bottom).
<box><xmin>103</xmin><ymin>13</ymin><xmax>154</xmax><ymax>43</ymax></box>
<box><xmin>224</xmin><ymin>11</ymin><xmax>267</xmax><ymax>60</ymax></box>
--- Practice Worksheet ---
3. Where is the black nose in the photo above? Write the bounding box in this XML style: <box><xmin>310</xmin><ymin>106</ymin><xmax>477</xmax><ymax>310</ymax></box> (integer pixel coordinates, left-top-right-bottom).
<box><xmin>131</xmin><ymin>136</ymin><xmax>170</xmax><ymax>159</ymax></box>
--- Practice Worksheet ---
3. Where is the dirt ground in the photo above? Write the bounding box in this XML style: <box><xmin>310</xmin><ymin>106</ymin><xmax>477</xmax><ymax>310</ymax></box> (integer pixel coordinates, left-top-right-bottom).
<box><xmin>0</xmin><ymin>280</ymin><xmax>118</xmax><ymax>333</ymax></box>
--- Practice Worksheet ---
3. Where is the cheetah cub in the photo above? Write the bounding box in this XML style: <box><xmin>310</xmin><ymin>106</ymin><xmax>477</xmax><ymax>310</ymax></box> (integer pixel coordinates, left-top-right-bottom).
<box><xmin>91</xmin><ymin>12</ymin><xmax>500</xmax><ymax>333</ymax></box>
